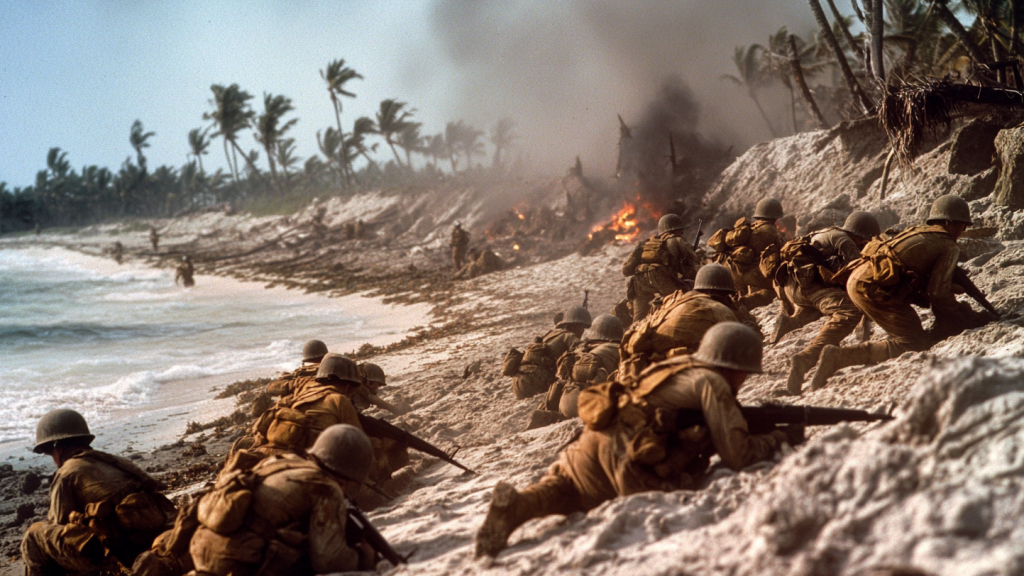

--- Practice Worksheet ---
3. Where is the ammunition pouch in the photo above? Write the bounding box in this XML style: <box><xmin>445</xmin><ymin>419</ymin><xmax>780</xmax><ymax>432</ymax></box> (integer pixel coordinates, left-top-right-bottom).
<box><xmin>116</xmin><ymin>491</ymin><xmax>175</xmax><ymax>532</ymax></box>
<box><xmin>577</xmin><ymin>381</ymin><xmax>625</xmax><ymax>430</ymax></box>
<box><xmin>501</xmin><ymin>348</ymin><xmax>524</xmax><ymax>377</ymax></box>
<box><xmin>729</xmin><ymin>246</ymin><xmax>756</xmax><ymax>268</ymax></box>
<box><xmin>522</xmin><ymin>343</ymin><xmax>555</xmax><ymax>370</ymax></box>
<box><xmin>759</xmin><ymin>245</ymin><xmax>781</xmax><ymax>279</ymax></box>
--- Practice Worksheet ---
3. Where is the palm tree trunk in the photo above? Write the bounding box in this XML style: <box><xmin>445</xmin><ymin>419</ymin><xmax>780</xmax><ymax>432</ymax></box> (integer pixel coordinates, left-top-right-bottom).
<box><xmin>223</xmin><ymin>139</ymin><xmax>238</xmax><ymax>181</ymax></box>
<box><xmin>932</xmin><ymin>0</ymin><xmax>989</xmax><ymax>66</ymax></box>
<box><xmin>387</xmin><ymin>139</ymin><xmax>404</xmax><ymax>167</ymax></box>
<box><xmin>748</xmin><ymin>88</ymin><xmax>779</xmax><ymax>137</ymax></box>
<box><xmin>789</xmin><ymin>85</ymin><xmax>797</xmax><ymax>133</ymax></box>
<box><xmin>1012</xmin><ymin>0</ymin><xmax>1021</xmax><ymax>59</ymax></box>
<box><xmin>331</xmin><ymin>96</ymin><xmax>352</xmax><ymax>185</ymax></box>
<box><xmin>449</xmin><ymin>153</ymin><xmax>458</xmax><ymax>173</ymax></box>
<box><xmin>198</xmin><ymin>155</ymin><xmax>205</xmax><ymax>176</ymax></box>
<box><xmin>825</xmin><ymin>0</ymin><xmax>865</xmax><ymax>62</ymax></box>
<box><xmin>808</xmin><ymin>0</ymin><xmax>875</xmax><ymax>113</ymax></box>
<box><xmin>870</xmin><ymin>0</ymin><xmax>885</xmax><ymax>83</ymax></box>
<box><xmin>405</xmin><ymin>147</ymin><xmax>412</xmax><ymax>170</ymax></box>
<box><xmin>228</xmin><ymin>138</ymin><xmax>265</xmax><ymax>183</ymax></box>
<box><xmin>789</xmin><ymin>35</ymin><xmax>831</xmax><ymax>130</ymax></box>
<box><xmin>263</xmin><ymin>142</ymin><xmax>282</xmax><ymax>194</ymax></box>
<box><xmin>991</xmin><ymin>34</ymin><xmax>1006</xmax><ymax>84</ymax></box>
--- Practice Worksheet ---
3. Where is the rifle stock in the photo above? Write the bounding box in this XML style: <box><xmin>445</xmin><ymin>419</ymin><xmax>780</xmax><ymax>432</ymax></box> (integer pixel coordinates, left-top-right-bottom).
<box><xmin>357</xmin><ymin>413</ymin><xmax>475</xmax><ymax>473</ymax></box>
<box><xmin>347</xmin><ymin>500</ymin><xmax>408</xmax><ymax>566</ymax></box>
<box><xmin>953</xmin><ymin>266</ymin><xmax>999</xmax><ymax>317</ymax></box>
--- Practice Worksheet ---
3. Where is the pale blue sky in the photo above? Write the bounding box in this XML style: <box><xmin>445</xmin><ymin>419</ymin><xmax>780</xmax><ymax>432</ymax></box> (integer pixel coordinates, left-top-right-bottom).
<box><xmin>1</xmin><ymin>1</ymin><xmax>814</xmax><ymax>188</ymax></box>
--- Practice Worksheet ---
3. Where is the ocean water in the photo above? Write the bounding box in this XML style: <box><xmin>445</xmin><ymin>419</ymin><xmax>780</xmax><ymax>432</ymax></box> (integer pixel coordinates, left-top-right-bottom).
<box><xmin>0</xmin><ymin>247</ymin><xmax>427</xmax><ymax>462</ymax></box>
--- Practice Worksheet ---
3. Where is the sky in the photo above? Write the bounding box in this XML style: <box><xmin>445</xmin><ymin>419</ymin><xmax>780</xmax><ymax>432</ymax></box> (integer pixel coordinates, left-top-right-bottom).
<box><xmin>0</xmin><ymin>1</ymin><xmax>818</xmax><ymax>188</ymax></box>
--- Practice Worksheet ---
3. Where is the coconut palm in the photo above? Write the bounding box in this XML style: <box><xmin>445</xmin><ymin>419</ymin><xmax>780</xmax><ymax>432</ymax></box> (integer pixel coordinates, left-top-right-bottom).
<box><xmin>444</xmin><ymin>122</ymin><xmax>465</xmax><ymax>172</ymax></box>
<box><xmin>253</xmin><ymin>93</ymin><xmax>298</xmax><ymax>193</ymax></box>
<box><xmin>129</xmin><ymin>120</ymin><xmax>155</xmax><ymax>169</ymax></box>
<box><xmin>317</xmin><ymin>127</ymin><xmax>344</xmax><ymax>182</ymax></box>
<box><xmin>930</xmin><ymin>0</ymin><xmax>990</xmax><ymax>67</ymax></box>
<box><xmin>320</xmin><ymin>59</ymin><xmax>363</xmax><ymax>182</ymax></box>
<box><xmin>425</xmin><ymin>133</ymin><xmax>448</xmax><ymax>170</ymax></box>
<box><xmin>187</xmin><ymin>128</ymin><xmax>211</xmax><ymax>174</ymax></box>
<box><xmin>490</xmin><ymin>118</ymin><xmax>516</xmax><ymax>167</ymax></box>
<box><xmin>275</xmin><ymin>138</ymin><xmax>300</xmax><ymax>177</ymax></box>
<box><xmin>204</xmin><ymin>83</ymin><xmax>258</xmax><ymax>182</ymax></box>
<box><xmin>397</xmin><ymin>123</ymin><xmax>424</xmax><ymax>169</ymax></box>
<box><xmin>808</xmin><ymin>0</ymin><xmax>875</xmax><ymax>113</ymax></box>
<box><xmin>460</xmin><ymin>123</ymin><xmax>485</xmax><ymax>168</ymax></box>
<box><xmin>351</xmin><ymin>116</ymin><xmax>381</xmax><ymax>172</ymax></box>
<box><xmin>375</xmin><ymin>99</ymin><xmax>417</xmax><ymax>167</ymax></box>
<box><xmin>722</xmin><ymin>44</ymin><xmax>778</xmax><ymax>136</ymax></box>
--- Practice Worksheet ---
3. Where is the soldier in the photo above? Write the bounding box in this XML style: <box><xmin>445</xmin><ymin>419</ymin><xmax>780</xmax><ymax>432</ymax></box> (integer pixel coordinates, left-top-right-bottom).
<box><xmin>149</xmin><ymin>227</ymin><xmax>160</xmax><ymax>251</ymax></box>
<box><xmin>773</xmin><ymin>211</ymin><xmax>880</xmax><ymax>395</ymax></box>
<box><xmin>266</xmin><ymin>340</ymin><xmax>329</xmax><ymax>398</ymax></box>
<box><xmin>508</xmin><ymin>305</ymin><xmax>592</xmax><ymax>400</ymax></box>
<box><xmin>622</xmin><ymin>214</ymin><xmax>700</xmax><ymax>321</ymax></box>
<box><xmin>710</xmin><ymin>198</ymin><xmax>785</xmax><ymax>309</ymax></box>
<box><xmin>353</xmin><ymin>218</ymin><xmax>366</xmax><ymax>239</ymax></box>
<box><xmin>810</xmin><ymin>195</ymin><xmax>987</xmax><ymax>389</ymax></box>
<box><xmin>189</xmin><ymin>425</ymin><xmax>378</xmax><ymax>575</ymax></box>
<box><xmin>22</xmin><ymin>409</ymin><xmax>175</xmax><ymax>575</ymax></box>
<box><xmin>450</xmin><ymin>221</ymin><xmax>470</xmax><ymax>270</ymax></box>
<box><xmin>618</xmin><ymin>264</ymin><xmax>758</xmax><ymax>381</ymax></box>
<box><xmin>174</xmin><ymin>255</ymin><xmax>195</xmax><ymax>287</ymax></box>
<box><xmin>453</xmin><ymin>247</ymin><xmax>505</xmax><ymax>280</ymax></box>
<box><xmin>112</xmin><ymin>241</ymin><xmax>124</xmax><ymax>265</ymax></box>
<box><xmin>476</xmin><ymin>323</ymin><xmax>800</xmax><ymax>557</ymax></box>
<box><xmin>352</xmin><ymin>362</ymin><xmax>411</xmax><ymax>416</ymax></box>
<box><xmin>549</xmin><ymin>314</ymin><xmax>623</xmax><ymax>418</ymax></box>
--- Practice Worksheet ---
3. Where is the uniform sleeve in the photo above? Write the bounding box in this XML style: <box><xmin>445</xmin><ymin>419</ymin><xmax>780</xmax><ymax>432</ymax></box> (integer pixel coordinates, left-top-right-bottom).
<box><xmin>307</xmin><ymin>487</ymin><xmax>361</xmax><ymax>574</ymax></box>
<box><xmin>699</xmin><ymin>376</ymin><xmax>781</xmax><ymax>470</ymax></box>
<box><xmin>328</xmin><ymin>394</ymin><xmax>364</xmax><ymax>430</ymax></box>
<box><xmin>926</xmin><ymin>242</ymin><xmax>961</xmax><ymax>316</ymax></box>
<box><xmin>667</xmin><ymin>237</ymin><xmax>699</xmax><ymax>280</ymax></box>
<box><xmin>622</xmin><ymin>242</ymin><xmax>644</xmax><ymax>277</ymax></box>
<box><xmin>48</xmin><ymin>472</ymin><xmax>78</xmax><ymax>524</ymax></box>
<box><xmin>834</xmin><ymin>234</ymin><xmax>861</xmax><ymax>264</ymax></box>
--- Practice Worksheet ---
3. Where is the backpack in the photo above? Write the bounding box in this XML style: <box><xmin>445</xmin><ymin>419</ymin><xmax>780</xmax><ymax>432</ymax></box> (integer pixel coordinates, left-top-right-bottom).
<box><xmin>725</xmin><ymin>217</ymin><xmax>752</xmax><ymax>248</ymax></box>
<box><xmin>522</xmin><ymin>341</ymin><xmax>555</xmax><ymax>370</ymax></box>
<box><xmin>197</xmin><ymin>458</ymin><xmax>299</xmax><ymax>535</ymax></box>
<box><xmin>577</xmin><ymin>381</ymin><xmax>626</xmax><ymax>430</ymax></box>
<box><xmin>502</xmin><ymin>348</ymin><xmax>524</xmax><ymax>376</ymax></box>
<box><xmin>707</xmin><ymin>227</ymin><xmax>729</xmax><ymax>253</ymax></box>
<box><xmin>640</xmin><ymin>233</ymin><xmax>671</xmax><ymax>266</ymax></box>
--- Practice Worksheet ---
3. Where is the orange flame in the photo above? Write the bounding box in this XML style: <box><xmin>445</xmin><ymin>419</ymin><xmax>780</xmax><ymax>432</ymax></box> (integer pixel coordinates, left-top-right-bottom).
<box><xmin>592</xmin><ymin>203</ymin><xmax>642</xmax><ymax>242</ymax></box>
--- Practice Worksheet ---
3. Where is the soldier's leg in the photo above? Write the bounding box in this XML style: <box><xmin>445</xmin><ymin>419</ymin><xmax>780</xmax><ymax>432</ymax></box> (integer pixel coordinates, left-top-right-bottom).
<box><xmin>631</xmin><ymin>279</ymin><xmax>657</xmax><ymax>322</ymax></box>
<box><xmin>772</xmin><ymin>304</ymin><xmax>821</xmax><ymax>344</ymax></box>
<box><xmin>740</xmin><ymin>269</ymin><xmax>776</xmax><ymax>310</ymax></box>
<box><xmin>787</xmin><ymin>293</ymin><xmax>861</xmax><ymax>394</ymax></box>
<box><xmin>808</xmin><ymin>341</ymin><xmax>890</xmax><ymax>391</ymax></box>
<box><xmin>22</xmin><ymin>521</ymin><xmax>104</xmax><ymax>576</ymax></box>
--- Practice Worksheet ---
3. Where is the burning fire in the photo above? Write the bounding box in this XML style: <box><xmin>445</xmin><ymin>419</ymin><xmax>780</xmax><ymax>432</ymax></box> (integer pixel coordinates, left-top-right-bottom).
<box><xmin>517</xmin><ymin>213</ymin><xmax>525</xmax><ymax>221</ymax></box>
<box><xmin>589</xmin><ymin>203</ymin><xmax>642</xmax><ymax>242</ymax></box>
<box><xmin>513</xmin><ymin>244</ymin><xmax>520</xmax><ymax>250</ymax></box>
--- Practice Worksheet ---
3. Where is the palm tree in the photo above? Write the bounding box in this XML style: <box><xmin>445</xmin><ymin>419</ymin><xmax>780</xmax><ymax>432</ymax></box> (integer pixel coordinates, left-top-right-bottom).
<box><xmin>188</xmin><ymin>128</ymin><xmax>210</xmax><ymax>174</ymax></box>
<box><xmin>807</xmin><ymin>0</ymin><xmax>875</xmax><ymax>113</ymax></box>
<box><xmin>129</xmin><ymin>120</ymin><xmax>155</xmax><ymax>169</ymax></box>
<box><xmin>321</xmin><ymin>59</ymin><xmax>363</xmax><ymax>182</ymax></box>
<box><xmin>275</xmin><ymin>138</ymin><xmax>300</xmax><ymax>177</ymax></box>
<box><xmin>930</xmin><ymin>0</ymin><xmax>990</xmax><ymax>68</ymax></box>
<box><xmin>490</xmin><ymin>118</ymin><xmax>516</xmax><ymax>167</ymax></box>
<box><xmin>204</xmin><ymin>83</ymin><xmax>258</xmax><ymax>182</ymax></box>
<box><xmin>425</xmin><ymin>133</ymin><xmax>448</xmax><ymax>170</ymax></box>
<box><xmin>460</xmin><ymin>123</ymin><xmax>485</xmax><ymax>168</ymax></box>
<box><xmin>444</xmin><ymin>122</ymin><xmax>464</xmax><ymax>172</ymax></box>
<box><xmin>397</xmin><ymin>124</ymin><xmax>424</xmax><ymax>169</ymax></box>
<box><xmin>350</xmin><ymin>116</ymin><xmax>381</xmax><ymax>172</ymax></box>
<box><xmin>375</xmin><ymin>99</ymin><xmax>417</xmax><ymax>167</ymax></box>
<box><xmin>253</xmin><ymin>92</ymin><xmax>298</xmax><ymax>193</ymax></box>
<box><xmin>722</xmin><ymin>44</ymin><xmax>778</xmax><ymax>137</ymax></box>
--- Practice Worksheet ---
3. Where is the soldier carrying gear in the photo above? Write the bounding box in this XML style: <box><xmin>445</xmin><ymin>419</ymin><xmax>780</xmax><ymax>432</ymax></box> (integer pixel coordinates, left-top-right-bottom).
<box><xmin>771</xmin><ymin>211</ymin><xmax>880</xmax><ymax>395</ymax></box>
<box><xmin>450</xmin><ymin>221</ymin><xmax>471</xmax><ymax>271</ymax></box>
<box><xmin>543</xmin><ymin>314</ymin><xmax>623</xmax><ymax>420</ymax></box>
<box><xmin>352</xmin><ymin>362</ymin><xmax>411</xmax><ymax>417</ymax></box>
<box><xmin>453</xmin><ymin>246</ymin><xmax>506</xmax><ymax>280</ymax></box>
<box><xmin>189</xmin><ymin>424</ymin><xmax>378</xmax><ymax>575</ymax></box>
<box><xmin>476</xmin><ymin>322</ymin><xmax>796</xmax><ymax>558</ymax></box>
<box><xmin>707</xmin><ymin>198</ymin><xmax>786</xmax><ymax>310</ymax></box>
<box><xmin>22</xmin><ymin>409</ymin><xmax>176</xmax><ymax>576</ymax></box>
<box><xmin>149</xmin><ymin>227</ymin><xmax>159</xmax><ymax>251</ymax></box>
<box><xmin>174</xmin><ymin>255</ymin><xmax>195</xmax><ymax>288</ymax></box>
<box><xmin>265</xmin><ymin>340</ymin><xmax>329</xmax><ymax>398</ymax></box>
<box><xmin>617</xmin><ymin>263</ymin><xmax>760</xmax><ymax>382</ymax></box>
<box><xmin>506</xmin><ymin>305</ymin><xmax>592</xmax><ymax>400</ymax></box>
<box><xmin>621</xmin><ymin>213</ymin><xmax>701</xmax><ymax>322</ymax></box>
<box><xmin>810</xmin><ymin>195</ymin><xmax>992</xmax><ymax>390</ymax></box>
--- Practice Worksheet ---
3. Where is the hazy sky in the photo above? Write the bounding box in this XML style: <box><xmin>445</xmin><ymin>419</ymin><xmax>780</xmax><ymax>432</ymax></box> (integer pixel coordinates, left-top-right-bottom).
<box><xmin>1</xmin><ymin>1</ymin><xmax>816</xmax><ymax>188</ymax></box>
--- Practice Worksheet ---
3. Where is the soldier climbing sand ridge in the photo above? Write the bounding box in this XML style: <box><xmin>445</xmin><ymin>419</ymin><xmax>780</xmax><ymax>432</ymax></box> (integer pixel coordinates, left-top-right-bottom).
<box><xmin>548</xmin><ymin>313</ymin><xmax>623</xmax><ymax>419</ymax></box>
<box><xmin>22</xmin><ymin>409</ymin><xmax>175</xmax><ymax>576</ymax></box>
<box><xmin>708</xmin><ymin>198</ymin><xmax>785</xmax><ymax>310</ymax></box>
<box><xmin>770</xmin><ymin>211</ymin><xmax>881</xmax><ymax>395</ymax></box>
<box><xmin>450</xmin><ymin>221</ymin><xmax>470</xmax><ymax>270</ymax></box>
<box><xmin>622</xmin><ymin>214</ymin><xmax>700</xmax><ymax>321</ymax></box>
<box><xmin>453</xmin><ymin>246</ymin><xmax>506</xmax><ymax>280</ymax></box>
<box><xmin>810</xmin><ymin>195</ymin><xmax>996</xmax><ymax>390</ymax></box>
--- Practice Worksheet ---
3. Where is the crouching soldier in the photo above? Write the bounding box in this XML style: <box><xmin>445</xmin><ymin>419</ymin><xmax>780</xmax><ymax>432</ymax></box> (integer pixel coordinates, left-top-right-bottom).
<box><xmin>189</xmin><ymin>425</ymin><xmax>379</xmax><ymax>575</ymax></box>
<box><xmin>505</xmin><ymin>306</ymin><xmax>592</xmax><ymax>400</ymax></box>
<box><xmin>709</xmin><ymin>198</ymin><xmax>785</xmax><ymax>309</ymax></box>
<box><xmin>622</xmin><ymin>214</ymin><xmax>700</xmax><ymax>321</ymax></box>
<box><xmin>476</xmin><ymin>322</ymin><xmax>799</xmax><ymax>557</ymax></box>
<box><xmin>22</xmin><ymin>409</ymin><xmax>176</xmax><ymax>575</ymax></box>
<box><xmin>549</xmin><ymin>314</ymin><xmax>623</xmax><ymax>419</ymax></box>
<box><xmin>266</xmin><ymin>340</ymin><xmax>328</xmax><ymax>397</ymax></box>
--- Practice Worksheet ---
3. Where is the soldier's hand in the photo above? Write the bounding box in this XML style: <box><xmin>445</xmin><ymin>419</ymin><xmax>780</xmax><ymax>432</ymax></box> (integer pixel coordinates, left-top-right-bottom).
<box><xmin>781</xmin><ymin>423</ymin><xmax>806</xmax><ymax>446</ymax></box>
<box><xmin>357</xmin><ymin>541</ymin><xmax>378</xmax><ymax>569</ymax></box>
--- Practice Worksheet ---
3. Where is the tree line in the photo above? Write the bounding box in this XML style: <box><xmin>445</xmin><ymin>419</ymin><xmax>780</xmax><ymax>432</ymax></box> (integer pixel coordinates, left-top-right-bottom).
<box><xmin>724</xmin><ymin>0</ymin><xmax>1024</xmax><ymax>135</ymax></box>
<box><xmin>0</xmin><ymin>58</ymin><xmax>517</xmax><ymax>233</ymax></box>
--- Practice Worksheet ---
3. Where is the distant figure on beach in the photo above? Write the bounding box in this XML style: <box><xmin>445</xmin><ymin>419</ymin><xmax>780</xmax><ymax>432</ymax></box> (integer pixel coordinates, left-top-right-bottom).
<box><xmin>454</xmin><ymin>246</ymin><xmax>505</xmax><ymax>280</ymax></box>
<box><xmin>174</xmin><ymin>255</ymin><xmax>195</xmax><ymax>287</ymax></box>
<box><xmin>450</xmin><ymin>221</ymin><xmax>470</xmax><ymax>270</ymax></box>
<box><xmin>34</xmin><ymin>224</ymin><xmax>40</xmax><ymax>236</ymax></box>
<box><xmin>149</xmin><ymin>227</ymin><xmax>159</xmax><ymax>251</ymax></box>
<box><xmin>112</xmin><ymin>241</ymin><xmax>124</xmax><ymax>265</ymax></box>
<box><xmin>22</xmin><ymin>409</ymin><xmax>175</xmax><ymax>574</ymax></box>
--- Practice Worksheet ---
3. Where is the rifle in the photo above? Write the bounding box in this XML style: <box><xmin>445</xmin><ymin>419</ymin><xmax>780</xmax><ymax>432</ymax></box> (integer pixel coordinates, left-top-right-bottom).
<box><xmin>953</xmin><ymin>266</ymin><xmax>999</xmax><ymax>318</ymax></box>
<box><xmin>357</xmin><ymin>413</ymin><xmax>475</xmax><ymax>474</ymax></box>
<box><xmin>346</xmin><ymin>500</ymin><xmax>411</xmax><ymax>566</ymax></box>
<box><xmin>692</xmin><ymin>219</ymin><xmax>704</xmax><ymax>251</ymax></box>
<box><xmin>676</xmin><ymin>403</ymin><xmax>892</xmax><ymax>432</ymax></box>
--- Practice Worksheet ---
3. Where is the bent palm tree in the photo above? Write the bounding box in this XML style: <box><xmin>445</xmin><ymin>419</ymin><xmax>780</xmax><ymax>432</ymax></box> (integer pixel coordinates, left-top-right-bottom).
<box><xmin>188</xmin><ymin>128</ymin><xmax>211</xmax><ymax>174</ymax></box>
<box><xmin>490</xmin><ymin>118</ymin><xmax>516</xmax><ymax>167</ymax></box>
<box><xmin>722</xmin><ymin>44</ymin><xmax>778</xmax><ymax>137</ymax></box>
<box><xmin>204</xmin><ymin>83</ymin><xmax>259</xmax><ymax>182</ymax></box>
<box><xmin>397</xmin><ymin>124</ymin><xmax>424</xmax><ymax>169</ymax></box>
<box><xmin>321</xmin><ymin>59</ymin><xmax>363</xmax><ymax>182</ymax></box>
<box><xmin>807</xmin><ymin>0</ymin><xmax>875</xmax><ymax>113</ymax></box>
<box><xmin>376</xmin><ymin>99</ymin><xmax>417</xmax><ymax>167</ymax></box>
<box><xmin>129</xmin><ymin>120</ymin><xmax>155</xmax><ymax>169</ymax></box>
<box><xmin>254</xmin><ymin>92</ymin><xmax>298</xmax><ymax>193</ymax></box>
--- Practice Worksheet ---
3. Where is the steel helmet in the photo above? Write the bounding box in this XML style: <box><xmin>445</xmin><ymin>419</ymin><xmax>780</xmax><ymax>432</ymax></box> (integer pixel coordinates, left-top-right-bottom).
<box><xmin>693</xmin><ymin>264</ymin><xmax>735</xmax><ymax>292</ymax></box>
<box><xmin>315</xmin><ymin>354</ymin><xmax>363</xmax><ymax>386</ymax></box>
<box><xmin>587</xmin><ymin>314</ymin><xmax>624</xmax><ymax>342</ymax></box>
<box><xmin>842</xmin><ymin>211</ymin><xmax>881</xmax><ymax>240</ymax></box>
<box><xmin>34</xmin><ymin>409</ymin><xmax>95</xmax><ymax>454</ymax></box>
<box><xmin>753</xmin><ymin>198</ymin><xmax>784</xmax><ymax>220</ymax></box>
<box><xmin>359</xmin><ymin>362</ymin><xmax>386</xmax><ymax>386</ymax></box>
<box><xmin>454</xmin><ymin>221</ymin><xmax>462</xmax><ymax>228</ymax></box>
<box><xmin>657</xmin><ymin>214</ymin><xmax>685</xmax><ymax>235</ymax></box>
<box><xmin>926</xmin><ymin>194</ymin><xmax>973</xmax><ymax>225</ymax></box>
<box><xmin>302</xmin><ymin>339</ymin><xmax>329</xmax><ymax>363</ymax></box>
<box><xmin>308</xmin><ymin>424</ymin><xmax>373</xmax><ymax>484</ymax></box>
<box><xmin>557</xmin><ymin>305</ymin><xmax>593</xmax><ymax>329</ymax></box>
<box><xmin>692</xmin><ymin>322</ymin><xmax>763</xmax><ymax>373</ymax></box>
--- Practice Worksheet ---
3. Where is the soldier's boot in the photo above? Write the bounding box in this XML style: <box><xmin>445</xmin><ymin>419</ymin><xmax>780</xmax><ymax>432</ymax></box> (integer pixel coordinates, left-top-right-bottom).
<box><xmin>475</xmin><ymin>482</ymin><xmax>533</xmax><ymax>558</ymax></box>
<box><xmin>809</xmin><ymin>342</ymin><xmax>888</xmax><ymax>391</ymax></box>
<box><xmin>785</xmin><ymin>351</ymin><xmax>816</xmax><ymax>395</ymax></box>
<box><xmin>525</xmin><ymin>409</ymin><xmax>565</xmax><ymax>430</ymax></box>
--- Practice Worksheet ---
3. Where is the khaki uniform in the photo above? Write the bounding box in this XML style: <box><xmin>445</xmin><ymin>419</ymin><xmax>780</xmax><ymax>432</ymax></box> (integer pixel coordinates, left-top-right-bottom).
<box><xmin>266</xmin><ymin>363</ymin><xmax>319</xmax><ymax>397</ymax></box>
<box><xmin>719</xmin><ymin>220</ymin><xmax>784</xmax><ymax>309</ymax></box>
<box><xmin>252</xmin><ymin>383</ymin><xmax>365</xmax><ymax>458</ymax></box>
<box><xmin>511</xmin><ymin>360</ymin><xmax>784</xmax><ymax>518</ymax></box>
<box><xmin>618</xmin><ymin>291</ymin><xmax>739</xmax><ymax>380</ymax></box>
<box><xmin>175</xmin><ymin>261</ymin><xmax>195</xmax><ymax>287</ymax></box>
<box><xmin>547</xmin><ymin>340</ymin><xmax>620</xmax><ymax>417</ymax></box>
<box><xmin>190</xmin><ymin>455</ymin><xmax>366</xmax><ymax>576</ymax></box>
<box><xmin>623</xmin><ymin>233</ymin><xmax>700</xmax><ymax>321</ymax></box>
<box><xmin>454</xmin><ymin>248</ymin><xmax>505</xmax><ymax>280</ymax></box>
<box><xmin>23</xmin><ymin>450</ymin><xmax>173</xmax><ymax>576</ymax></box>
<box><xmin>511</xmin><ymin>328</ymin><xmax>580</xmax><ymax>400</ymax></box>
<box><xmin>847</xmin><ymin>225</ymin><xmax>961</xmax><ymax>360</ymax></box>
<box><xmin>450</xmin><ymin>227</ymin><xmax>470</xmax><ymax>270</ymax></box>
<box><xmin>778</xmin><ymin>228</ymin><xmax>863</xmax><ymax>364</ymax></box>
